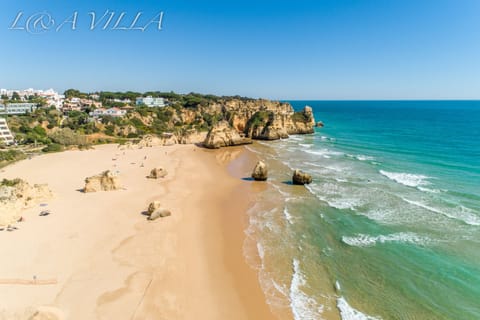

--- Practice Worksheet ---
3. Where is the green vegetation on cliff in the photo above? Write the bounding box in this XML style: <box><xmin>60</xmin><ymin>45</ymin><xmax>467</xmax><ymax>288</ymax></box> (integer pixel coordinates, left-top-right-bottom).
<box><xmin>3</xmin><ymin>90</ymin><xmax>315</xmax><ymax>152</ymax></box>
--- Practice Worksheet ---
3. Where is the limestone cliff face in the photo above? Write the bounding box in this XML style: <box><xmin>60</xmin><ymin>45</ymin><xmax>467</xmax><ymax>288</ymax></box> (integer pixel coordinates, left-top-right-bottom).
<box><xmin>0</xmin><ymin>179</ymin><xmax>53</xmax><ymax>226</ymax></box>
<box><xmin>203</xmin><ymin>120</ymin><xmax>252</xmax><ymax>149</ymax></box>
<box><xmin>115</xmin><ymin>98</ymin><xmax>316</xmax><ymax>148</ymax></box>
<box><xmin>242</xmin><ymin>105</ymin><xmax>315</xmax><ymax>140</ymax></box>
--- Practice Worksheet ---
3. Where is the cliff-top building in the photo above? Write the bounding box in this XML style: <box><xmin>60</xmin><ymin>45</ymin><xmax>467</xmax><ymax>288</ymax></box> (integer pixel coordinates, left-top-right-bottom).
<box><xmin>0</xmin><ymin>103</ymin><xmax>37</xmax><ymax>115</ymax></box>
<box><xmin>136</xmin><ymin>96</ymin><xmax>165</xmax><ymax>108</ymax></box>
<box><xmin>0</xmin><ymin>117</ymin><xmax>14</xmax><ymax>145</ymax></box>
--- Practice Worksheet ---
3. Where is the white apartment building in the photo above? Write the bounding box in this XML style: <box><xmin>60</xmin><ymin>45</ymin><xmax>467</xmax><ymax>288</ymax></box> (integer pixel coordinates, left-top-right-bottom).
<box><xmin>0</xmin><ymin>103</ymin><xmax>37</xmax><ymax>115</ymax></box>
<box><xmin>0</xmin><ymin>88</ymin><xmax>65</xmax><ymax>109</ymax></box>
<box><xmin>0</xmin><ymin>118</ymin><xmax>14</xmax><ymax>145</ymax></box>
<box><xmin>90</xmin><ymin>107</ymin><xmax>126</xmax><ymax>118</ymax></box>
<box><xmin>136</xmin><ymin>96</ymin><xmax>165</xmax><ymax>108</ymax></box>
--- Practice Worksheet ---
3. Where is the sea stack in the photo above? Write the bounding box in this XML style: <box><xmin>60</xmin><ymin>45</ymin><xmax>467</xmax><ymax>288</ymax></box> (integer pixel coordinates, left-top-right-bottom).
<box><xmin>292</xmin><ymin>169</ymin><xmax>313</xmax><ymax>185</ymax></box>
<box><xmin>252</xmin><ymin>161</ymin><xmax>268</xmax><ymax>181</ymax></box>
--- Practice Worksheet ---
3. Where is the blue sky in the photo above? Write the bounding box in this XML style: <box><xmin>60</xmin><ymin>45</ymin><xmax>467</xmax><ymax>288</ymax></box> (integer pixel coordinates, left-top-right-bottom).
<box><xmin>0</xmin><ymin>0</ymin><xmax>479</xmax><ymax>99</ymax></box>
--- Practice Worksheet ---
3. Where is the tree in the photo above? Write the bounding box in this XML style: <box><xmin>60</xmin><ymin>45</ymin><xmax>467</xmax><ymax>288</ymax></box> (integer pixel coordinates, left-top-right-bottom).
<box><xmin>12</xmin><ymin>91</ymin><xmax>21</xmax><ymax>101</ymax></box>
<box><xmin>64</xmin><ymin>89</ymin><xmax>87</xmax><ymax>99</ymax></box>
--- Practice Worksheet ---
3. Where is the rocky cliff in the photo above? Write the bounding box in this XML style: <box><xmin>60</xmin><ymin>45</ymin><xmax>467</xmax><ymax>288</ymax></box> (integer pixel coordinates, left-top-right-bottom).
<box><xmin>203</xmin><ymin>120</ymin><xmax>252</xmax><ymax>149</ymax></box>
<box><xmin>201</xmin><ymin>100</ymin><xmax>316</xmax><ymax>146</ymax></box>
<box><xmin>0</xmin><ymin>179</ymin><xmax>53</xmax><ymax>226</ymax></box>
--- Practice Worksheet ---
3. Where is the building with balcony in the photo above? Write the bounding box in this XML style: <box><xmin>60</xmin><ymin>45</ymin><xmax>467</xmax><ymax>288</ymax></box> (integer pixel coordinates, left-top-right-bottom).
<box><xmin>136</xmin><ymin>96</ymin><xmax>165</xmax><ymax>108</ymax></box>
<box><xmin>0</xmin><ymin>103</ymin><xmax>37</xmax><ymax>115</ymax></box>
<box><xmin>90</xmin><ymin>107</ymin><xmax>126</xmax><ymax>118</ymax></box>
<box><xmin>0</xmin><ymin>118</ymin><xmax>14</xmax><ymax>145</ymax></box>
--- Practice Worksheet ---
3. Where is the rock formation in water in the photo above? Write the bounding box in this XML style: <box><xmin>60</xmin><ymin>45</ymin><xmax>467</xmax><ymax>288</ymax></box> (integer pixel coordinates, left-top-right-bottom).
<box><xmin>203</xmin><ymin>120</ymin><xmax>253</xmax><ymax>149</ymax></box>
<box><xmin>251</xmin><ymin>161</ymin><xmax>268</xmax><ymax>181</ymax></box>
<box><xmin>292</xmin><ymin>169</ymin><xmax>313</xmax><ymax>185</ymax></box>
<box><xmin>84</xmin><ymin>171</ymin><xmax>121</xmax><ymax>193</ymax></box>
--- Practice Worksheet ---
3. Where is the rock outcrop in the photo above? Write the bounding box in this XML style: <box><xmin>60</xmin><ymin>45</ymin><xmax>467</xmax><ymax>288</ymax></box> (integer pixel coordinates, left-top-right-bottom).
<box><xmin>84</xmin><ymin>171</ymin><xmax>121</xmax><ymax>193</ymax></box>
<box><xmin>245</xmin><ymin>111</ymin><xmax>289</xmax><ymax>140</ymax></box>
<box><xmin>148</xmin><ymin>167</ymin><xmax>168</xmax><ymax>179</ymax></box>
<box><xmin>147</xmin><ymin>201</ymin><xmax>162</xmax><ymax>215</ymax></box>
<box><xmin>244</xmin><ymin>105</ymin><xmax>316</xmax><ymax>140</ymax></box>
<box><xmin>203</xmin><ymin>120</ymin><xmax>252</xmax><ymax>149</ymax></box>
<box><xmin>251</xmin><ymin>161</ymin><xmax>268</xmax><ymax>181</ymax></box>
<box><xmin>292</xmin><ymin>170</ymin><xmax>313</xmax><ymax>185</ymax></box>
<box><xmin>177</xmin><ymin>130</ymin><xmax>208</xmax><ymax>145</ymax></box>
<box><xmin>0</xmin><ymin>179</ymin><xmax>53</xmax><ymax>226</ymax></box>
<box><xmin>117</xmin><ymin>98</ymin><xmax>319</xmax><ymax>149</ymax></box>
<box><xmin>148</xmin><ymin>208</ymin><xmax>172</xmax><ymax>221</ymax></box>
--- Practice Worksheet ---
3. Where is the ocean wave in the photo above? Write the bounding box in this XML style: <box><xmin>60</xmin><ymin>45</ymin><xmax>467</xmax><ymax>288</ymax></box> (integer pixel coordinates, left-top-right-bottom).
<box><xmin>417</xmin><ymin>186</ymin><xmax>441</xmax><ymax>194</ymax></box>
<box><xmin>284</xmin><ymin>207</ymin><xmax>295</xmax><ymax>224</ymax></box>
<box><xmin>402</xmin><ymin>198</ymin><xmax>480</xmax><ymax>226</ymax></box>
<box><xmin>379</xmin><ymin>170</ymin><xmax>430</xmax><ymax>188</ymax></box>
<box><xmin>337</xmin><ymin>297</ymin><xmax>381</xmax><ymax>320</ymax></box>
<box><xmin>305</xmin><ymin>149</ymin><xmax>344</xmax><ymax>158</ymax></box>
<box><xmin>342</xmin><ymin>232</ymin><xmax>431</xmax><ymax>247</ymax></box>
<box><xmin>306</xmin><ymin>184</ymin><xmax>363</xmax><ymax>210</ymax></box>
<box><xmin>245</xmin><ymin>145</ymin><xmax>263</xmax><ymax>155</ymax></box>
<box><xmin>290</xmin><ymin>259</ymin><xmax>324</xmax><ymax>320</ymax></box>
<box><xmin>270</xmin><ymin>181</ymin><xmax>291</xmax><ymax>197</ymax></box>
<box><xmin>299</xmin><ymin>143</ymin><xmax>313</xmax><ymax>148</ymax></box>
<box><xmin>289</xmin><ymin>136</ymin><xmax>304</xmax><ymax>141</ymax></box>
<box><xmin>346</xmin><ymin>154</ymin><xmax>376</xmax><ymax>162</ymax></box>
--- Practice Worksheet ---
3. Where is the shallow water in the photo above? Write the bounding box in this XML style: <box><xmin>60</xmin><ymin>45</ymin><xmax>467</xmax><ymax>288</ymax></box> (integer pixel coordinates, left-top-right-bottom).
<box><xmin>246</xmin><ymin>101</ymin><xmax>480</xmax><ymax>319</ymax></box>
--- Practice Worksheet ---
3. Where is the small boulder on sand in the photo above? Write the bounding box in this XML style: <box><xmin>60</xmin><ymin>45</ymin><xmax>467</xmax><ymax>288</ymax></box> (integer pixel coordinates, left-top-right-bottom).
<box><xmin>292</xmin><ymin>169</ymin><xmax>313</xmax><ymax>185</ymax></box>
<box><xmin>84</xmin><ymin>171</ymin><xmax>121</xmax><ymax>193</ymax></box>
<box><xmin>148</xmin><ymin>208</ymin><xmax>172</xmax><ymax>221</ymax></box>
<box><xmin>148</xmin><ymin>167</ymin><xmax>168</xmax><ymax>179</ymax></box>
<box><xmin>251</xmin><ymin>161</ymin><xmax>268</xmax><ymax>181</ymax></box>
<box><xmin>147</xmin><ymin>201</ymin><xmax>161</xmax><ymax>215</ymax></box>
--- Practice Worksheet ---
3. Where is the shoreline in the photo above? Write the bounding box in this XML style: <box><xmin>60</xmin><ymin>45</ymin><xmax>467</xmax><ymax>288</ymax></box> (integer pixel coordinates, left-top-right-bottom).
<box><xmin>0</xmin><ymin>143</ymin><xmax>277</xmax><ymax>319</ymax></box>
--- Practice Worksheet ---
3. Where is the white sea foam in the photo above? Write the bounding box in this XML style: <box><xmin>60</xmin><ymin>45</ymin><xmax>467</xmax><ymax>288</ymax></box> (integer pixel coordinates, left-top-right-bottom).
<box><xmin>337</xmin><ymin>297</ymin><xmax>381</xmax><ymax>320</ymax></box>
<box><xmin>356</xmin><ymin>155</ymin><xmax>375</xmax><ymax>161</ymax></box>
<box><xmin>402</xmin><ymin>198</ymin><xmax>480</xmax><ymax>226</ymax></box>
<box><xmin>284</xmin><ymin>207</ymin><xmax>295</xmax><ymax>224</ymax></box>
<box><xmin>289</xmin><ymin>136</ymin><xmax>303</xmax><ymax>141</ymax></box>
<box><xmin>306</xmin><ymin>185</ymin><xmax>361</xmax><ymax>210</ymax></box>
<box><xmin>299</xmin><ymin>143</ymin><xmax>313</xmax><ymax>148</ymax></box>
<box><xmin>305</xmin><ymin>149</ymin><xmax>344</xmax><ymax>158</ymax></box>
<box><xmin>244</xmin><ymin>145</ymin><xmax>262</xmax><ymax>155</ymax></box>
<box><xmin>290</xmin><ymin>259</ymin><xmax>324</xmax><ymax>320</ymax></box>
<box><xmin>346</xmin><ymin>154</ymin><xmax>375</xmax><ymax>162</ymax></box>
<box><xmin>379</xmin><ymin>170</ymin><xmax>431</xmax><ymax>188</ymax></box>
<box><xmin>335</xmin><ymin>281</ymin><xmax>341</xmax><ymax>292</ymax></box>
<box><xmin>257</xmin><ymin>242</ymin><xmax>265</xmax><ymax>260</ymax></box>
<box><xmin>270</xmin><ymin>181</ymin><xmax>290</xmax><ymax>197</ymax></box>
<box><xmin>342</xmin><ymin>232</ymin><xmax>431</xmax><ymax>247</ymax></box>
<box><xmin>417</xmin><ymin>186</ymin><xmax>441</xmax><ymax>194</ymax></box>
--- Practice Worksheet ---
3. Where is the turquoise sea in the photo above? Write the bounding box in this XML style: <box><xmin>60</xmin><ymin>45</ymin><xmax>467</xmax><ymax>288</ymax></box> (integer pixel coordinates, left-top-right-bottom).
<box><xmin>244</xmin><ymin>101</ymin><xmax>480</xmax><ymax>320</ymax></box>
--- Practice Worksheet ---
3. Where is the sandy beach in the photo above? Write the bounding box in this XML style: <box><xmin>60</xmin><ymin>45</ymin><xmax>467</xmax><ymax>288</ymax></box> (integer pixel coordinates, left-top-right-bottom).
<box><xmin>0</xmin><ymin>144</ymin><xmax>276</xmax><ymax>320</ymax></box>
